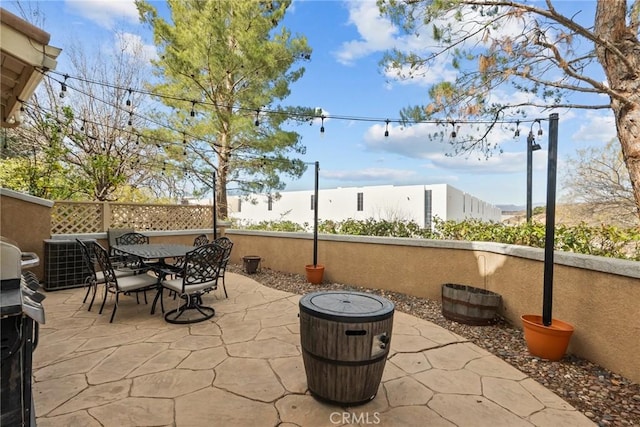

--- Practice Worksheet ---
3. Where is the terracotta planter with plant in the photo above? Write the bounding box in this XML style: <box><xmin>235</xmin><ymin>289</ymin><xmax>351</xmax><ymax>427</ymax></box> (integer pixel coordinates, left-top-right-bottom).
<box><xmin>521</xmin><ymin>114</ymin><xmax>574</xmax><ymax>361</ymax></box>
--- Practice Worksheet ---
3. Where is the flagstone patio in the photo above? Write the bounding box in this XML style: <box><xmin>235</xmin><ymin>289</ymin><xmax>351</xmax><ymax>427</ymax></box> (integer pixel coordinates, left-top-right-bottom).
<box><xmin>33</xmin><ymin>273</ymin><xmax>594</xmax><ymax>427</ymax></box>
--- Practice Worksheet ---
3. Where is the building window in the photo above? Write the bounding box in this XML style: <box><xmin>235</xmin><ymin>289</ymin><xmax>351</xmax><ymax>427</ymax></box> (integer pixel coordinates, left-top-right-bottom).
<box><xmin>424</xmin><ymin>190</ymin><xmax>432</xmax><ymax>229</ymax></box>
<box><xmin>267</xmin><ymin>195</ymin><xmax>273</xmax><ymax>211</ymax></box>
<box><xmin>357</xmin><ymin>192</ymin><xmax>364</xmax><ymax>211</ymax></box>
<box><xmin>310</xmin><ymin>194</ymin><xmax>315</xmax><ymax>210</ymax></box>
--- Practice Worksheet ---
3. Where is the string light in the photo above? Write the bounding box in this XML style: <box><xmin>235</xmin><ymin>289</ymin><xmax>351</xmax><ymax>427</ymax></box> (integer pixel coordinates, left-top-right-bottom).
<box><xmin>514</xmin><ymin>120</ymin><xmax>520</xmax><ymax>137</ymax></box>
<box><xmin>384</xmin><ymin>119</ymin><xmax>390</xmax><ymax>137</ymax></box>
<box><xmin>128</xmin><ymin>111</ymin><xmax>133</xmax><ymax>126</ymax></box>
<box><xmin>126</xmin><ymin>89</ymin><xmax>132</xmax><ymax>107</ymax></box>
<box><xmin>45</xmin><ymin>69</ymin><xmax>546</xmax><ymax>129</ymax></box>
<box><xmin>59</xmin><ymin>74</ymin><xmax>68</xmax><ymax>98</ymax></box>
<box><xmin>255</xmin><ymin>109</ymin><xmax>260</xmax><ymax>126</ymax></box>
<box><xmin>320</xmin><ymin>115</ymin><xmax>325</xmax><ymax>134</ymax></box>
<box><xmin>450</xmin><ymin>121</ymin><xmax>457</xmax><ymax>138</ymax></box>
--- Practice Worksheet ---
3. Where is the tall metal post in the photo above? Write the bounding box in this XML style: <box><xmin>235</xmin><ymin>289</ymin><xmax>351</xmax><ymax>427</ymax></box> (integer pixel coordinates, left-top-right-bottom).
<box><xmin>542</xmin><ymin>113</ymin><xmax>559</xmax><ymax>326</ymax></box>
<box><xmin>212</xmin><ymin>171</ymin><xmax>217</xmax><ymax>240</ymax></box>
<box><xmin>526</xmin><ymin>133</ymin><xmax>534</xmax><ymax>223</ymax></box>
<box><xmin>313</xmin><ymin>161</ymin><xmax>319</xmax><ymax>267</ymax></box>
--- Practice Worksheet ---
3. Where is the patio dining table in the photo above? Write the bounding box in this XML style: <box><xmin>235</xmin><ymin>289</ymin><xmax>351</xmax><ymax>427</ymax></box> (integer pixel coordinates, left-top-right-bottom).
<box><xmin>112</xmin><ymin>243</ymin><xmax>195</xmax><ymax>315</ymax></box>
<box><xmin>112</xmin><ymin>243</ymin><xmax>195</xmax><ymax>262</ymax></box>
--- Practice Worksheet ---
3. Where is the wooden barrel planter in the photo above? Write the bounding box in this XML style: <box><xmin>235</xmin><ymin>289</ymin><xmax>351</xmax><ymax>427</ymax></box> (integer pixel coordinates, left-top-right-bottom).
<box><xmin>441</xmin><ymin>283</ymin><xmax>501</xmax><ymax>326</ymax></box>
<box><xmin>299</xmin><ymin>291</ymin><xmax>394</xmax><ymax>405</ymax></box>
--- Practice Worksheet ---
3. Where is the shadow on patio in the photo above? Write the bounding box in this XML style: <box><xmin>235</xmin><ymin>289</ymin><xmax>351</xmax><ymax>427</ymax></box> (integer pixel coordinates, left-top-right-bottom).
<box><xmin>33</xmin><ymin>273</ymin><xmax>594</xmax><ymax>427</ymax></box>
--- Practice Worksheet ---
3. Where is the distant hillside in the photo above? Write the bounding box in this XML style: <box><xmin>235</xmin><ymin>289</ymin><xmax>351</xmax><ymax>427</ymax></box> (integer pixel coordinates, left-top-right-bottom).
<box><xmin>502</xmin><ymin>203</ymin><xmax>639</xmax><ymax>228</ymax></box>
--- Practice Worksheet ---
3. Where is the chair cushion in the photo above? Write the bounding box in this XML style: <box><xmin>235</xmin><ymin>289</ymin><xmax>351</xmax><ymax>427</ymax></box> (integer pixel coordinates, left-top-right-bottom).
<box><xmin>117</xmin><ymin>274</ymin><xmax>159</xmax><ymax>292</ymax></box>
<box><xmin>162</xmin><ymin>278</ymin><xmax>216</xmax><ymax>294</ymax></box>
<box><xmin>95</xmin><ymin>269</ymin><xmax>135</xmax><ymax>283</ymax></box>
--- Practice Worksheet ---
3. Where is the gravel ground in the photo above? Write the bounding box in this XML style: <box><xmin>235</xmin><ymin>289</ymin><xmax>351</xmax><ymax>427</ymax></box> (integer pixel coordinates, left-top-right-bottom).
<box><xmin>229</xmin><ymin>264</ymin><xmax>640</xmax><ymax>427</ymax></box>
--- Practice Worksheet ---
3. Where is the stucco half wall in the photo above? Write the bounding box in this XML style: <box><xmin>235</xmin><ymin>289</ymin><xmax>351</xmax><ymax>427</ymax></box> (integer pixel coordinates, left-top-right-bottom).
<box><xmin>225</xmin><ymin>229</ymin><xmax>640</xmax><ymax>383</ymax></box>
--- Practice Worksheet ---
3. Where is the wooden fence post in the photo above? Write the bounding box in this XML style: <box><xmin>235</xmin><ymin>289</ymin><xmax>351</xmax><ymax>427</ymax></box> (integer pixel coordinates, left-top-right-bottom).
<box><xmin>102</xmin><ymin>202</ymin><xmax>111</xmax><ymax>232</ymax></box>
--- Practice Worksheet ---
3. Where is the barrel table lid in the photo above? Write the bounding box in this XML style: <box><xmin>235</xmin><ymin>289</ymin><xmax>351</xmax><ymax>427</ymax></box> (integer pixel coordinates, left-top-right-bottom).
<box><xmin>299</xmin><ymin>291</ymin><xmax>394</xmax><ymax>322</ymax></box>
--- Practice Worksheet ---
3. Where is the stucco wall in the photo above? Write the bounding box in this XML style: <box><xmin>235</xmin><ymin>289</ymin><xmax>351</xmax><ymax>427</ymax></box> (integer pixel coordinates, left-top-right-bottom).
<box><xmin>226</xmin><ymin>229</ymin><xmax>640</xmax><ymax>383</ymax></box>
<box><xmin>1</xmin><ymin>189</ymin><xmax>54</xmax><ymax>279</ymax></box>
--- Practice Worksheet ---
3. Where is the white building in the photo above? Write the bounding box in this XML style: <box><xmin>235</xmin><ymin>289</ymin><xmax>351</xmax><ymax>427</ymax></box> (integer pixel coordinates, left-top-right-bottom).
<box><xmin>228</xmin><ymin>184</ymin><xmax>501</xmax><ymax>229</ymax></box>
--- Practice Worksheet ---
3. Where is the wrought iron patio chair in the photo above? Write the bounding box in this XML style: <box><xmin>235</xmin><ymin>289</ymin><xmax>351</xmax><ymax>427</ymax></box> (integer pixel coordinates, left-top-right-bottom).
<box><xmin>91</xmin><ymin>242</ymin><xmax>161</xmax><ymax>323</ymax></box>
<box><xmin>212</xmin><ymin>236</ymin><xmax>233</xmax><ymax>298</ymax></box>
<box><xmin>163</xmin><ymin>234</ymin><xmax>211</xmax><ymax>280</ymax></box>
<box><xmin>193</xmin><ymin>234</ymin><xmax>209</xmax><ymax>246</ymax></box>
<box><xmin>107</xmin><ymin>227</ymin><xmax>135</xmax><ymax>262</ymax></box>
<box><xmin>114</xmin><ymin>232</ymin><xmax>159</xmax><ymax>270</ymax></box>
<box><xmin>76</xmin><ymin>239</ymin><xmax>135</xmax><ymax>312</ymax></box>
<box><xmin>159</xmin><ymin>243</ymin><xmax>225</xmax><ymax>324</ymax></box>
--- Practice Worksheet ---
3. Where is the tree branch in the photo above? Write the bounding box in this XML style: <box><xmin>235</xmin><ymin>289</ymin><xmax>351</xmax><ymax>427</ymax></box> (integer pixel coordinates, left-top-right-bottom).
<box><xmin>631</xmin><ymin>0</ymin><xmax>640</xmax><ymax>35</ymax></box>
<box><xmin>527</xmin><ymin>39</ymin><xmax>627</xmax><ymax>103</ymax></box>
<box><xmin>466</xmin><ymin>0</ymin><xmax>637</xmax><ymax>74</ymax></box>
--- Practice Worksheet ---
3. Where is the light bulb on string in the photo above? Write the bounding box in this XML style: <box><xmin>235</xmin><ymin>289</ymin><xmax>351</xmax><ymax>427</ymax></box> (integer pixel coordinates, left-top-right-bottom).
<box><xmin>384</xmin><ymin>119</ymin><xmax>390</xmax><ymax>137</ymax></box>
<box><xmin>320</xmin><ymin>115</ymin><xmax>325</xmax><ymax>135</ymax></box>
<box><xmin>255</xmin><ymin>109</ymin><xmax>260</xmax><ymax>126</ymax></box>
<box><xmin>128</xmin><ymin>111</ymin><xmax>133</xmax><ymax>126</ymax></box>
<box><xmin>514</xmin><ymin>120</ymin><xmax>520</xmax><ymax>137</ymax></box>
<box><xmin>450</xmin><ymin>121</ymin><xmax>457</xmax><ymax>138</ymax></box>
<box><xmin>59</xmin><ymin>74</ymin><xmax>68</xmax><ymax>98</ymax></box>
<box><xmin>126</xmin><ymin>88</ymin><xmax>132</xmax><ymax>107</ymax></box>
<box><xmin>190</xmin><ymin>101</ymin><xmax>196</xmax><ymax>117</ymax></box>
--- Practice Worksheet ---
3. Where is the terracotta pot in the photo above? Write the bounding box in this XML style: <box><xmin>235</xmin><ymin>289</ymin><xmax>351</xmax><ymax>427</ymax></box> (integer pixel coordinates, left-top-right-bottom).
<box><xmin>305</xmin><ymin>264</ymin><xmax>325</xmax><ymax>284</ymax></box>
<box><xmin>521</xmin><ymin>314</ymin><xmax>574</xmax><ymax>361</ymax></box>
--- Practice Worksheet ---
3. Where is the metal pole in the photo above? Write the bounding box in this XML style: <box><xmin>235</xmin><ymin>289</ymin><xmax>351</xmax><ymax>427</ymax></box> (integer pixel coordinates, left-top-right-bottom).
<box><xmin>213</xmin><ymin>171</ymin><xmax>217</xmax><ymax>240</ymax></box>
<box><xmin>313</xmin><ymin>161</ymin><xmax>319</xmax><ymax>267</ymax></box>
<box><xmin>526</xmin><ymin>133</ymin><xmax>534</xmax><ymax>223</ymax></box>
<box><xmin>542</xmin><ymin>113</ymin><xmax>559</xmax><ymax>326</ymax></box>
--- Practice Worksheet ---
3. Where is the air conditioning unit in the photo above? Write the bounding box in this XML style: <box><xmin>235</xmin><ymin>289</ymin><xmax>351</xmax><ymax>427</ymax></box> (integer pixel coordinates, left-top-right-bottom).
<box><xmin>43</xmin><ymin>240</ymin><xmax>90</xmax><ymax>291</ymax></box>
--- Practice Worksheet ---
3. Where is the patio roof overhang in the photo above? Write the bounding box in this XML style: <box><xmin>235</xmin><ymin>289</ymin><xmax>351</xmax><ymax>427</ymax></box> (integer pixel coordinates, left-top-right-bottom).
<box><xmin>1</xmin><ymin>8</ymin><xmax>61</xmax><ymax>128</ymax></box>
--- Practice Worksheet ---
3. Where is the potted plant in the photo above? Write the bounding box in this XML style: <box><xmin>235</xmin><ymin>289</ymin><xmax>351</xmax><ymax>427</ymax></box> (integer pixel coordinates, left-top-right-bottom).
<box><xmin>305</xmin><ymin>161</ymin><xmax>324</xmax><ymax>284</ymax></box>
<box><xmin>521</xmin><ymin>114</ymin><xmax>574</xmax><ymax>361</ymax></box>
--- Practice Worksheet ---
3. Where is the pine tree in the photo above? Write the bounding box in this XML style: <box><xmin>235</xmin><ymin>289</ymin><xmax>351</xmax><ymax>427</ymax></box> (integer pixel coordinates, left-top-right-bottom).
<box><xmin>136</xmin><ymin>0</ymin><xmax>317</xmax><ymax>218</ymax></box>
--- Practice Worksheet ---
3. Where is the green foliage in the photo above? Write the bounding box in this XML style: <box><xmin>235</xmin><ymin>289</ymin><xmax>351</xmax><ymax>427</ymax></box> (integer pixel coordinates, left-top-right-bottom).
<box><xmin>238</xmin><ymin>219</ymin><xmax>307</xmax><ymax>232</ymax></box>
<box><xmin>136</xmin><ymin>0</ymin><xmax>316</xmax><ymax>217</ymax></box>
<box><xmin>237</xmin><ymin>217</ymin><xmax>639</xmax><ymax>260</ymax></box>
<box><xmin>318</xmin><ymin>218</ymin><xmax>432</xmax><ymax>238</ymax></box>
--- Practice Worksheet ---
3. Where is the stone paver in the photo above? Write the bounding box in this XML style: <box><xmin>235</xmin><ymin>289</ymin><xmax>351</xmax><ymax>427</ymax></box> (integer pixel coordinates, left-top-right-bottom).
<box><xmin>34</xmin><ymin>272</ymin><xmax>595</xmax><ymax>427</ymax></box>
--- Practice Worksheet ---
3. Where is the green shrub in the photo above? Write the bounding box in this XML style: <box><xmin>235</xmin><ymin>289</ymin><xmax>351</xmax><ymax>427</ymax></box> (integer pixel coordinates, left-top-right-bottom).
<box><xmin>235</xmin><ymin>217</ymin><xmax>639</xmax><ymax>261</ymax></box>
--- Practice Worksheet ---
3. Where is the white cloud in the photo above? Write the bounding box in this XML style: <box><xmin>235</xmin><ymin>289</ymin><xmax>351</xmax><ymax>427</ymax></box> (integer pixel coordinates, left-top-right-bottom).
<box><xmin>114</xmin><ymin>32</ymin><xmax>158</xmax><ymax>62</ymax></box>
<box><xmin>383</xmin><ymin>57</ymin><xmax>458</xmax><ymax>87</ymax></box>
<box><xmin>571</xmin><ymin>112</ymin><xmax>616</xmax><ymax>144</ymax></box>
<box><xmin>334</xmin><ymin>1</ymin><xmax>414</xmax><ymax>65</ymax></box>
<box><xmin>427</xmin><ymin>150</ymin><xmax>546</xmax><ymax>175</ymax></box>
<box><xmin>66</xmin><ymin>0</ymin><xmax>139</xmax><ymax>29</ymax></box>
<box><xmin>322</xmin><ymin>167</ymin><xmax>419</xmax><ymax>182</ymax></box>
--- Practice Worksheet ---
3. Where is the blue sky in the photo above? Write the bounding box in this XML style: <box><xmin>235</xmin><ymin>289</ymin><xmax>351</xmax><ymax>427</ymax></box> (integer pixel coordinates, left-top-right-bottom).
<box><xmin>5</xmin><ymin>0</ymin><xmax>617</xmax><ymax>208</ymax></box>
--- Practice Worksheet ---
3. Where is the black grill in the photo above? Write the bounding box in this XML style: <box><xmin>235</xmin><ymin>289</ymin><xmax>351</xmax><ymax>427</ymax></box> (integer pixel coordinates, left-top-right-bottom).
<box><xmin>1</xmin><ymin>238</ymin><xmax>45</xmax><ymax>427</ymax></box>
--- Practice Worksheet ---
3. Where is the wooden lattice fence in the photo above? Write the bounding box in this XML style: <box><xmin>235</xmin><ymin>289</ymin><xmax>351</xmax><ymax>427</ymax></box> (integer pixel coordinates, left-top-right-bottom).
<box><xmin>52</xmin><ymin>201</ymin><xmax>213</xmax><ymax>234</ymax></box>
